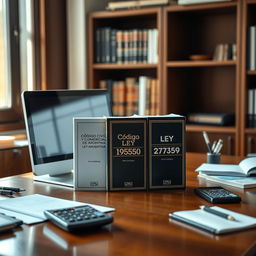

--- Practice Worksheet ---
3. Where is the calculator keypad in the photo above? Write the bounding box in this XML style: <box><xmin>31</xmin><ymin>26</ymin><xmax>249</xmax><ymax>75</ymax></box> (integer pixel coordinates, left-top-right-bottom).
<box><xmin>44</xmin><ymin>205</ymin><xmax>113</xmax><ymax>232</ymax></box>
<box><xmin>195</xmin><ymin>187</ymin><xmax>241</xmax><ymax>203</ymax></box>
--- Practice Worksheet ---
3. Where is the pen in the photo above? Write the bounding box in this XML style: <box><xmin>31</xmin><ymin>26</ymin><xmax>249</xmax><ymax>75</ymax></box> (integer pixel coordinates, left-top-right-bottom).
<box><xmin>0</xmin><ymin>189</ymin><xmax>14</xmax><ymax>196</ymax></box>
<box><xmin>211</xmin><ymin>140</ymin><xmax>217</xmax><ymax>152</ymax></box>
<box><xmin>0</xmin><ymin>187</ymin><xmax>25</xmax><ymax>193</ymax></box>
<box><xmin>213</xmin><ymin>139</ymin><xmax>223</xmax><ymax>154</ymax></box>
<box><xmin>200</xmin><ymin>205</ymin><xmax>236</xmax><ymax>221</ymax></box>
<box><xmin>216</xmin><ymin>142</ymin><xmax>223</xmax><ymax>154</ymax></box>
<box><xmin>202</xmin><ymin>131</ymin><xmax>213</xmax><ymax>153</ymax></box>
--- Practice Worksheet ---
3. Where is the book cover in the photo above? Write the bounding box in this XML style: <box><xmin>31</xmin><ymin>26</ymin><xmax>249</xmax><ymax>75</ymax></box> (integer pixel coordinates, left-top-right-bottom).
<box><xmin>107</xmin><ymin>117</ymin><xmax>147</xmax><ymax>191</ymax></box>
<box><xmin>148</xmin><ymin>115</ymin><xmax>186</xmax><ymax>189</ymax></box>
<box><xmin>74</xmin><ymin>118</ymin><xmax>107</xmax><ymax>191</ymax></box>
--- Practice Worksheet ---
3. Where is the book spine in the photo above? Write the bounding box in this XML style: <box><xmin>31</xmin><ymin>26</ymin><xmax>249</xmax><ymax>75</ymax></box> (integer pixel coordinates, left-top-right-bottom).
<box><xmin>142</xmin><ymin>29</ymin><xmax>148</xmax><ymax>63</ymax></box>
<box><xmin>112</xmin><ymin>81</ymin><xmax>119</xmax><ymax>116</ymax></box>
<box><xmin>125</xmin><ymin>77</ymin><xmax>137</xmax><ymax>116</ymax></box>
<box><xmin>249</xmin><ymin>26</ymin><xmax>256</xmax><ymax>70</ymax></box>
<box><xmin>101</xmin><ymin>28</ymin><xmax>106</xmax><ymax>63</ymax></box>
<box><xmin>254</xmin><ymin>89</ymin><xmax>256</xmax><ymax>128</ymax></box>
<box><xmin>145</xmin><ymin>78</ymin><xmax>151</xmax><ymax>115</ymax></box>
<box><xmin>110</xmin><ymin>29</ymin><xmax>117</xmax><ymax>63</ymax></box>
<box><xmin>248</xmin><ymin>89</ymin><xmax>253</xmax><ymax>128</ymax></box>
<box><xmin>96</xmin><ymin>28</ymin><xmax>101</xmax><ymax>63</ymax></box>
<box><xmin>107</xmin><ymin>118</ymin><xmax>147</xmax><ymax>191</ymax></box>
<box><xmin>74</xmin><ymin>118</ymin><xmax>107</xmax><ymax>191</ymax></box>
<box><xmin>153</xmin><ymin>29</ymin><xmax>159</xmax><ymax>63</ymax></box>
<box><xmin>138</xmin><ymin>76</ymin><xmax>147</xmax><ymax>115</ymax></box>
<box><xmin>105</xmin><ymin>27</ymin><xmax>111</xmax><ymax>63</ymax></box>
<box><xmin>147</xmin><ymin>29</ymin><xmax>152</xmax><ymax>63</ymax></box>
<box><xmin>148</xmin><ymin>117</ymin><xmax>186</xmax><ymax>190</ymax></box>
<box><xmin>106</xmin><ymin>79</ymin><xmax>113</xmax><ymax>109</ymax></box>
<box><xmin>116</xmin><ymin>30</ymin><xmax>123</xmax><ymax>64</ymax></box>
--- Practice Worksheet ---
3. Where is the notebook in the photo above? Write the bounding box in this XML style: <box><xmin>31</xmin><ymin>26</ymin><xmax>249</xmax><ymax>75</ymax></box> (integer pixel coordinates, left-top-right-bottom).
<box><xmin>0</xmin><ymin>194</ymin><xmax>115</xmax><ymax>224</ymax></box>
<box><xmin>169</xmin><ymin>206</ymin><xmax>256</xmax><ymax>234</ymax></box>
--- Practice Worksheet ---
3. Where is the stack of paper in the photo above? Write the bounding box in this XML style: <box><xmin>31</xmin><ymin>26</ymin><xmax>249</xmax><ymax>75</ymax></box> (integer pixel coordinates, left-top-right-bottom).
<box><xmin>0</xmin><ymin>194</ymin><xmax>115</xmax><ymax>224</ymax></box>
<box><xmin>195</xmin><ymin>157</ymin><xmax>256</xmax><ymax>188</ymax></box>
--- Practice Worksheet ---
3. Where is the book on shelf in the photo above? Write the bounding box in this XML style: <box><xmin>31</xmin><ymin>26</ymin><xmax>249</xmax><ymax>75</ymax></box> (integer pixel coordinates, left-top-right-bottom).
<box><xmin>99</xmin><ymin>76</ymin><xmax>160</xmax><ymax>116</ymax></box>
<box><xmin>107</xmin><ymin>0</ymin><xmax>171</xmax><ymax>10</ymax></box>
<box><xmin>96</xmin><ymin>28</ymin><xmax>158</xmax><ymax>64</ymax></box>
<box><xmin>195</xmin><ymin>157</ymin><xmax>256</xmax><ymax>177</ymax></box>
<box><xmin>213</xmin><ymin>43</ymin><xmax>236</xmax><ymax>61</ymax></box>
<box><xmin>178</xmin><ymin>0</ymin><xmax>231</xmax><ymax>5</ymax></box>
<box><xmin>198</xmin><ymin>173</ymin><xmax>256</xmax><ymax>189</ymax></box>
<box><xmin>187</xmin><ymin>113</ymin><xmax>234</xmax><ymax>126</ymax></box>
<box><xmin>247</xmin><ymin>88</ymin><xmax>256</xmax><ymax>128</ymax></box>
<box><xmin>248</xmin><ymin>25</ymin><xmax>256</xmax><ymax>71</ymax></box>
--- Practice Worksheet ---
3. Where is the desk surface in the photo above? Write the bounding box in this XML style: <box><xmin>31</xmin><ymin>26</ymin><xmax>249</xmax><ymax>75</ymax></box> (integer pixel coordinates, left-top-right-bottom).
<box><xmin>0</xmin><ymin>153</ymin><xmax>255</xmax><ymax>256</ymax></box>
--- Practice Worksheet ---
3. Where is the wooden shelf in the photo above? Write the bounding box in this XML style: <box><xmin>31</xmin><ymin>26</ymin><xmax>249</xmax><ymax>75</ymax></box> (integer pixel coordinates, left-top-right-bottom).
<box><xmin>93</xmin><ymin>63</ymin><xmax>158</xmax><ymax>70</ymax></box>
<box><xmin>245</xmin><ymin>128</ymin><xmax>256</xmax><ymax>134</ymax></box>
<box><xmin>186</xmin><ymin>125</ymin><xmax>236</xmax><ymax>133</ymax></box>
<box><xmin>247</xmin><ymin>70</ymin><xmax>256</xmax><ymax>75</ymax></box>
<box><xmin>88</xmin><ymin>7</ymin><xmax>160</xmax><ymax>19</ymax></box>
<box><xmin>166</xmin><ymin>1</ymin><xmax>237</xmax><ymax>12</ymax></box>
<box><xmin>166</xmin><ymin>60</ymin><xmax>236</xmax><ymax>68</ymax></box>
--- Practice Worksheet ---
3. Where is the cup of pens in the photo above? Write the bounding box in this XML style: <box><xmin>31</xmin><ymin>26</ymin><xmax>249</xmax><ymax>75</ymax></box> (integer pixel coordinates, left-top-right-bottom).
<box><xmin>202</xmin><ymin>131</ymin><xmax>223</xmax><ymax>164</ymax></box>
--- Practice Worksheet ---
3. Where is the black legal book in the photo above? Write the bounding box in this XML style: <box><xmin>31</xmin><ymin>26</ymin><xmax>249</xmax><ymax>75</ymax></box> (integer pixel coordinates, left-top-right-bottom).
<box><xmin>148</xmin><ymin>115</ymin><xmax>186</xmax><ymax>190</ymax></box>
<box><xmin>107</xmin><ymin>117</ymin><xmax>147</xmax><ymax>191</ymax></box>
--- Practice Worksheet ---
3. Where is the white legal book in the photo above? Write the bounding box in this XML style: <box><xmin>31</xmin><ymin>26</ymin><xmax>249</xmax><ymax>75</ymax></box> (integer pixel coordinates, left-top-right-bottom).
<box><xmin>138</xmin><ymin>76</ymin><xmax>148</xmax><ymax>115</ymax></box>
<box><xmin>0</xmin><ymin>194</ymin><xmax>114</xmax><ymax>224</ymax></box>
<box><xmin>74</xmin><ymin>117</ymin><xmax>107</xmax><ymax>191</ymax></box>
<box><xmin>198</xmin><ymin>173</ymin><xmax>256</xmax><ymax>189</ymax></box>
<box><xmin>195</xmin><ymin>157</ymin><xmax>256</xmax><ymax>177</ymax></box>
<box><xmin>169</xmin><ymin>206</ymin><xmax>256</xmax><ymax>234</ymax></box>
<box><xmin>178</xmin><ymin>0</ymin><xmax>231</xmax><ymax>5</ymax></box>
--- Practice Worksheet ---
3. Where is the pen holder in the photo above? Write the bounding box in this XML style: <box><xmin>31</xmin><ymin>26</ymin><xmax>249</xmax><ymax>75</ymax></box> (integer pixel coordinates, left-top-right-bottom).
<box><xmin>207</xmin><ymin>153</ymin><xmax>221</xmax><ymax>164</ymax></box>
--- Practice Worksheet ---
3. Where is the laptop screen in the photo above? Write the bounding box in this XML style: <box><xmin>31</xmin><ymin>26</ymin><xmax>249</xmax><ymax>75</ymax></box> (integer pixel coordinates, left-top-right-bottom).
<box><xmin>23</xmin><ymin>90</ymin><xmax>111</xmax><ymax>165</ymax></box>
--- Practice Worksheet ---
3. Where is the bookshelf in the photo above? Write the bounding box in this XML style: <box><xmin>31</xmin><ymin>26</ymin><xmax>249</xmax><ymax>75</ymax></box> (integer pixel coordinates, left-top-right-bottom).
<box><xmin>241</xmin><ymin>0</ymin><xmax>256</xmax><ymax>156</ymax></box>
<box><xmin>87</xmin><ymin>8</ymin><xmax>163</xmax><ymax>116</ymax></box>
<box><xmin>87</xmin><ymin>0</ymin><xmax>256</xmax><ymax>156</ymax></box>
<box><xmin>163</xmin><ymin>1</ymin><xmax>241</xmax><ymax>155</ymax></box>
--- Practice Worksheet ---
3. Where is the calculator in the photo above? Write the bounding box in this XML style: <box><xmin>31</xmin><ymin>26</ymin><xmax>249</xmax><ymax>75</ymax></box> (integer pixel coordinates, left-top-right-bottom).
<box><xmin>194</xmin><ymin>186</ymin><xmax>241</xmax><ymax>203</ymax></box>
<box><xmin>44</xmin><ymin>205</ymin><xmax>113</xmax><ymax>232</ymax></box>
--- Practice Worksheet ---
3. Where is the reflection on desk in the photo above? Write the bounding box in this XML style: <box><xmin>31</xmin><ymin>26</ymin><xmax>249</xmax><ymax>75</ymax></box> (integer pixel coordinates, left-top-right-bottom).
<box><xmin>0</xmin><ymin>153</ymin><xmax>254</xmax><ymax>256</ymax></box>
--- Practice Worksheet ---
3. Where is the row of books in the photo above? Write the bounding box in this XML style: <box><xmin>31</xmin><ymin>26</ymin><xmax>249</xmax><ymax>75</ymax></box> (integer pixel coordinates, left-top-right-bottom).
<box><xmin>74</xmin><ymin>115</ymin><xmax>185</xmax><ymax>191</ymax></box>
<box><xmin>248</xmin><ymin>25</ymin><xmax>256</xmax><ymax>71</ymax></box>
<box><xmin>99</xmin><ymin>76</ymin><xmax>160</xmax><ymax>116</ymax></box>
<box><xmin>213</xmin><ymin>43</ymin><xmax>237</xmax><ymax>61</ymax></box>
<box><xmin>96</xmin><ymin>28</ymin><xmax>159</xmax><ymax>64</ymax></box>
<box><xmin>248</xmin><ymin>88</ymin><xmax>256</xmax><ymax>128</ymax></box>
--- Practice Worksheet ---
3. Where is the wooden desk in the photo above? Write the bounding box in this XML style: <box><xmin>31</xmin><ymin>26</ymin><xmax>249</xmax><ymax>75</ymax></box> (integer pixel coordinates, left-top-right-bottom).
<box><xmin>0</xmin><ymin>153</ymin><xmax>255</xmax><ymax>256</ymax></box>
